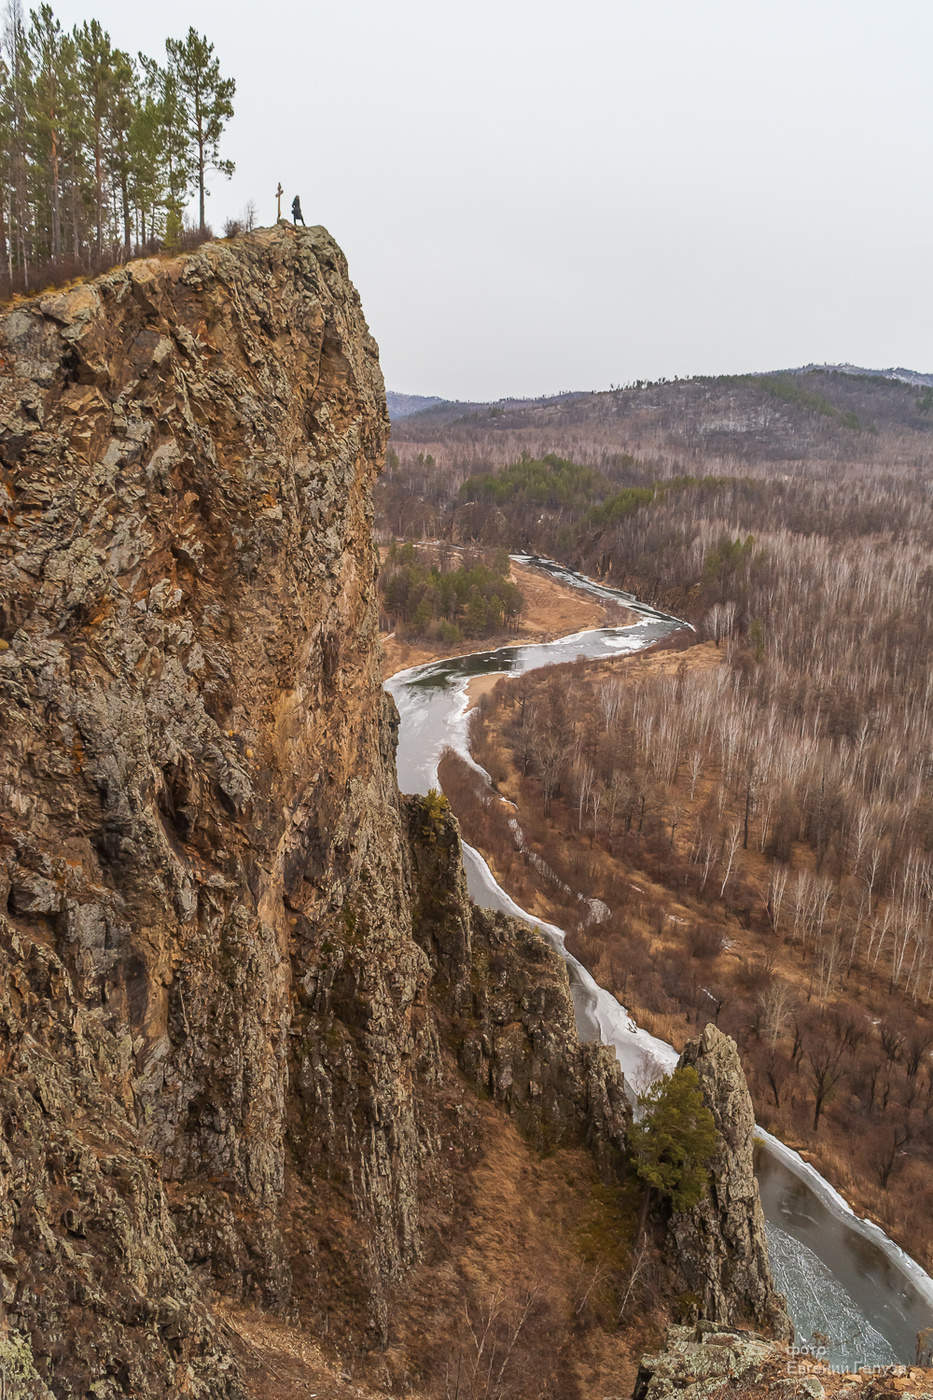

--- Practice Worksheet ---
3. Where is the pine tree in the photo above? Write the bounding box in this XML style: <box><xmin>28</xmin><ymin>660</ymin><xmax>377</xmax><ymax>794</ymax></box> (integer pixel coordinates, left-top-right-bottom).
<box><xmin>127</xmin><ymin>86</ymin><xmax>163</xmax><ymax>244</ymax></box>
<box><xmin>0</xmin><ymin>5</ymin><xmax>237</xmax><ymax>296</ymax></box>
<box><xmin>4</xmin><ymin>0</ymin><xmax>33</xmax><ymax>287</ymax></box>
<box><xmin>164</xmin><ymin>27</ymin><xmax>234</xmax><ymax>234</ymax></box>
<box><xmin>0</xmin><ymin>51</ymin><xmax>12</xmax><ymax>276</ymax></box>
<box><xmin>27</xmin><ymin>4</ymin><xmax>66</xmax><ymax>259</ymax></box>
<box><xmin>76</xmin><ymin>18</ymin><xmax>114</xmax><ymax>255</ymax></box>
<box><xmin>138</xmin><ymin>55</ymin><xmax>191</xmax><ymax>246</ymax></box>
<box><xmin>628</xmin><ymin>1064</ymin><xmax>718</xmax><ymax>1218</ymax></box>
<box><xmin>106</xmin><ymin>48</ymin><xmax>138</xmax><ymax>253</ymax></box>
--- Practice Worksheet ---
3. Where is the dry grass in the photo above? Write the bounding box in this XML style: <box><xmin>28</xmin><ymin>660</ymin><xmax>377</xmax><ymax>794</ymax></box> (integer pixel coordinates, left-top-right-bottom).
<box><xmin>250</xmin><ymin>1022</ymin><xmax>667</xmax><ymax>1400</ymax></box>
<box><xmin>375</xmin><ymin>1094</ymin><xmax>657</xmax><ymax>1400</ymax></box>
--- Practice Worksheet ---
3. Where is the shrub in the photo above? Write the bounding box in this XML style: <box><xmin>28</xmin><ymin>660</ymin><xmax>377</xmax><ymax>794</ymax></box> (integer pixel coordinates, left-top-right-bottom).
<box><xmin>628</xmin><ymin>1064</ymin><xmax>718</xmax><ymax>1213</ymax></box>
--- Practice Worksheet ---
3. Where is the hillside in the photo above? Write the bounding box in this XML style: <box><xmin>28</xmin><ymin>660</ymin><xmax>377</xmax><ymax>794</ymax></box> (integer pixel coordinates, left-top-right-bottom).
<box><xmin>798</xmin><ymin>363</ymin><xmax>933</xmax><ymax>388</ymax></box>
<box><xmin>385</xmin><ymin>390</ymin><xmax>448</xmax><ymax>419</ymax></box>
<box><xmin>388</xmin><ymin>369</ymin><xmax>933</xmax><ymax>478</ymax></box>
<box><xmin>378</xmin><ymin>357</ymin><xmax>933</xmax><ymax>1305</ymax></box>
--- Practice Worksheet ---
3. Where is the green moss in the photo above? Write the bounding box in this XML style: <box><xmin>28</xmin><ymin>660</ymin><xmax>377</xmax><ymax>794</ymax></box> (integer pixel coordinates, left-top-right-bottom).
<box><xmin>0</xmin><ymin>1332</ymin><xmax>48</xmax><ymax>1398</ymax></box>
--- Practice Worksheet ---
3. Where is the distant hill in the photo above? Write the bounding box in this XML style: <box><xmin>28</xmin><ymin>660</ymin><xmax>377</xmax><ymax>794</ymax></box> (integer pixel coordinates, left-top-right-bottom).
<box><xmin>791</xmin><ymin>363</ymin><xmax>933</xmax><ymax>388</ymax></box>
<box><xmin>386</xmin><ymin>389</ymin><xmax>589</xmax><ymax>421</ymax></box>
<box><xmin>389</xmin><ymin>368</ymin><xmax>933</xmax><ymax>476</ymax></box>
<box><xmin>385</xmin><ymin>391</ymin><xmax>448</xmax><ymax>419</ymax></box>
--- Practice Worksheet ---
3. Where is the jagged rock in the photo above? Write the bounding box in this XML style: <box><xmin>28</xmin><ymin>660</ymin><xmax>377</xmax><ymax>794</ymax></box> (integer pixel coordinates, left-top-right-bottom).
<box><xmin>405</xmin><ymin>794</ymin><xmax>630</xmax><ymax>1176</ymax></box>
<box><xmin>634</xmin><ymin>1322</ymin><xmax>933</xmax><ymax>1400</ymax></box>
<box><xmin>632</xmin><ymin>1322</ymin><xmax>809</xmax><ymax>1400</ymax></box>
<box><xmin>0</xmin><ymin>225</ymin><xmax>407</xmax><ymax>1394</ymax></box>
<box><xmin>667</xmin><ymin>1025</ymin><xmax>793</xmax><ymax>1340</ymax></box>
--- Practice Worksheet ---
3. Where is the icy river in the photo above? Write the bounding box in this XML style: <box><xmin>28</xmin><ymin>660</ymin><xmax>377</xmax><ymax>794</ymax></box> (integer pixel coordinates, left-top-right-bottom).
<box><xmin>385</xmin><ymin>554</ymin><xmax>933</xmax><ymax>1370</ymax></box>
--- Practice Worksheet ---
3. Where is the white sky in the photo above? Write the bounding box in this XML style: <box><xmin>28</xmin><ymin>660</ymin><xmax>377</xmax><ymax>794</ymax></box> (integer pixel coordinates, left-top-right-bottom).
<box><xmin>53</xmin><ymin>0</ymin><xmax>933</xmax><ymax>399</ymax></box>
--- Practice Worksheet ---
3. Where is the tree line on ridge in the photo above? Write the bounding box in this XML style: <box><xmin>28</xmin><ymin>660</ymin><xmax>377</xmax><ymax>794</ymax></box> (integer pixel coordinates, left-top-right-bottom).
<box><xmin>1</xmin><ymin>0</ymin><xmax>236</xmax><ymax>298</ymax></box>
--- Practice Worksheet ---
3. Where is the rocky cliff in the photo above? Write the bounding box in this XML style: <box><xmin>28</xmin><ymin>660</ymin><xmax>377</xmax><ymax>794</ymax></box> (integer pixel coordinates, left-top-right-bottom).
<box><xmin>668</xmin><ymin>1025</ymin><xmax>792</xmax><ymax>1339</ymax></box>
<box><xmin>0</xmin><ymin>223</ymin><xmax>407</xmax><ymax>1395</ymax></box>
<box><xmin>0</xmin><ymin>227</ymin><xmax>788</xmax><ymax>1399</ymax></box>
<box><xmin>0</xmin><ymin>228</ymin><xmax>637</xmax><ymax>1398</ymax></box>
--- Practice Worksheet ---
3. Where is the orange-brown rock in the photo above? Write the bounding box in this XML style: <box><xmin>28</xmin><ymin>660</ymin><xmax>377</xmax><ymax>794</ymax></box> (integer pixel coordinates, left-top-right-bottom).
<box><xmin>0</xmin><ymin>228</ymin><xmax>634</xmax><ymax>1397</ymax></box>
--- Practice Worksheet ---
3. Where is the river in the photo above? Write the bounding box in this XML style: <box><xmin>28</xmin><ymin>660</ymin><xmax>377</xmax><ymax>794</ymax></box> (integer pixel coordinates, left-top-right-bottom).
<box><xmin>384</xmin><ymin>554</ymin><xmax>933</xmax><ymax>1370</ymax></box>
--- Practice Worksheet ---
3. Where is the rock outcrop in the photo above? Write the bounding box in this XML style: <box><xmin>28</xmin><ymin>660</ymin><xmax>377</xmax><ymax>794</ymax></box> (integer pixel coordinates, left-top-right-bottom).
<box><xmin>633</xmin><ymin>1322</ymin><xmax>933</xmax><ymax>1400</ymax></box>
<box><xmin>0</xmin><ymin>227</ymin><xmax>635</xmax><ymax>1398</ymax></box>
<box><xmin>405</xmin><ymin>794</ymin><xmax>630</xmax><ymax>1176</ymax></box>
<box><xmin>632</xmin><ymin>1323</ymin><xmax>796</xmax><ymax>1400</ymax></box>
<box><xmin>668</xmin><ymin>1025</ymin><xmax>793</xmax><ymax>1340</ymax></box>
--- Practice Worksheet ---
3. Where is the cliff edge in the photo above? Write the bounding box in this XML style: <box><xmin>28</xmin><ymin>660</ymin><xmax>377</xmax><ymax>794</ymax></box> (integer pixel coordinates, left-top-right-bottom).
<box><xmin>0</xmin><ymin>227</ymin><xmax>788</xmax><ymax>1399</ymax></box>
<box><xmin>1</xmin><ymin>224</ymin><xmax>404</xmax><ymax>1394</ymax></box>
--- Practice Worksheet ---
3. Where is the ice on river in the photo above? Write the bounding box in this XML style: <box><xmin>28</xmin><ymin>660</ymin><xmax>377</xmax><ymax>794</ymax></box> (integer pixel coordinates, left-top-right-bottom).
<box><xmin>766</xmin><ymin>1221</ymin><xmax>897</xmax><ymax>1369</ymax></box>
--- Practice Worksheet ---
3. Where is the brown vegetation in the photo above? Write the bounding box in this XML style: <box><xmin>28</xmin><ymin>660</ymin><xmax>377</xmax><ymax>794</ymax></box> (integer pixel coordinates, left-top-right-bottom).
<box><xmin>383</xmin><ymin>367</ymin><xmax>933</xmax><ymax>1271</ymax></box>
<box><xmin>386</xmin><ymin>372</ymin><xmax>933</xmax><ymax>508</ymax></box>
<box><xmin>441</xmin><ymin>632</ymin><xmax>933</xmax><ymax>1270</ymax></box>
<box><xmin>0</xmin><ymin>225</ymin><xmax>216</xmax><ymax>307</ymax></box>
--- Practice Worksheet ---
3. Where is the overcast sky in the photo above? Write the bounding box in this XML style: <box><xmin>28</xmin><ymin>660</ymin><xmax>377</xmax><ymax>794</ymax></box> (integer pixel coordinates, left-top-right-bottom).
<box><xmin>52</xmin><ymin>0</ymin><xmax>933</xmax><ymax>400</ymax></box>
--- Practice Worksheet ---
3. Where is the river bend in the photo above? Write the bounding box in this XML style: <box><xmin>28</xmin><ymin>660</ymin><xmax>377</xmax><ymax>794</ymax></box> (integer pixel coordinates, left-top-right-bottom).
<box><xmin>385</xmin><ymin>555</ymin><xmax>933</xmax><ymax>1369</ymax></box>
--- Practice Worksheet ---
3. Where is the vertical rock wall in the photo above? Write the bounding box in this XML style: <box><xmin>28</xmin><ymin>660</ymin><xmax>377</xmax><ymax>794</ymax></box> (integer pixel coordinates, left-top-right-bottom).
<box><xmin>0</xmin><ymin>227</ymin><xmax>789</xmax><ymax>1398</ymax></box>
<box><xmin>0</xmin><ymin>225</ymin><xmax>420</xmax><ymax>1394</ymax></box>
<box><xmin>668</xmin><ymin>1025</ymin><xmax>793</xmax><ymax>1339</ymax></box>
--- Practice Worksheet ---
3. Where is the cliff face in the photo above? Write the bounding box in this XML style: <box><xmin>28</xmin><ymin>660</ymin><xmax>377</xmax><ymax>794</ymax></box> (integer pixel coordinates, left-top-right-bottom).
<box><xmin>0</xmin><ymin>229</ymin><xmax>637</xmax><ymax>1398</ymax></box>
<box><xmin>0</xmin><ymin>225</ymin><xmax>409</xmax><ymax>1393</ymax></box>
<box><xmin>0</xmin><ymin>227</ymin><xmax>790</xmax><ymax>1400</ymax></box>
<box><xmin>668</xmin><ymin>1025</ymin><xmax>792</xmax><ymax>1340</ymax></box>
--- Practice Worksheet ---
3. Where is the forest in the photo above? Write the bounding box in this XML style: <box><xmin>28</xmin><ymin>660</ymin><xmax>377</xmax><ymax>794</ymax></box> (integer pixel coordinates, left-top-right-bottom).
<box><xmin>379</xmin><ymin>542</ymin><xmax>524</xmax><ymax>644</ymax></box>
<box><xmin>382</xmin><ymin>370</ymin><xmax>933</xmax><ymax>1270</ymax></box>
<box><xmin>0</xmin><ymin>0</ymin><xmax>237</xmax><ymax>298</ymax></box>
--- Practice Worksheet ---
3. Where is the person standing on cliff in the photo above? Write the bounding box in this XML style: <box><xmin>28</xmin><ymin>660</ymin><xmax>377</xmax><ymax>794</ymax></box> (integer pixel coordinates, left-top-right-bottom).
<box><xmin>292</xmin><ymin>196</ymin><xmax>306</xmax><ymax>226</ymax></box>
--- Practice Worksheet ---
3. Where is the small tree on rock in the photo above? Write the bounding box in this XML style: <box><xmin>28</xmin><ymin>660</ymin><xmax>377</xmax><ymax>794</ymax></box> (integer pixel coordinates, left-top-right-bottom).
<box><xmin>629</xmin><ymin>1064</ymin><xmax>718</xmax><ymax>1226</ymax></box>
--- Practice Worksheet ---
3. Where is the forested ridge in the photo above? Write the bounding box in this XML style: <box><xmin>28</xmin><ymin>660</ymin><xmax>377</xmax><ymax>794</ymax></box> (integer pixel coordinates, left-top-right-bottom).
<box><xmin>0</xmin><ymin>0</ymin><xmax>237</xmax><ymax>298</ymax></box>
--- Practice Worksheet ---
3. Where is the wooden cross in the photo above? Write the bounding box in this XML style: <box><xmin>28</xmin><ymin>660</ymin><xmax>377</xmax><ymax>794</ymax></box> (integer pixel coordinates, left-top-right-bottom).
<box><xmin>275</xmin><ymin>183</ymin><xmax>284</xmax><ymax>222</ymax></box>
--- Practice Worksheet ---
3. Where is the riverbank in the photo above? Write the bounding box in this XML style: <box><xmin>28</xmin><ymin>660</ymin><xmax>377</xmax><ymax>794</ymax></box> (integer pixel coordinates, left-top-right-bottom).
<box><xmin>379</xmin><ymin>549</ymin><xmax>636</xmax><ymax>678</ymax></box>
<box><xmin>450</xmin><ymin>651</ymin><xmax>933</xmax><ymax>1279</ymax></box>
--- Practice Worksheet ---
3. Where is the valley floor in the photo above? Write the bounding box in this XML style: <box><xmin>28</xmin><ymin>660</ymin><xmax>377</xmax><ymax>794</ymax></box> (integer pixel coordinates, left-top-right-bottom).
<box><xmin>379</xmin><ymin>551</ymin><xmax>635</xmax><ymax>678</ymax></box>
<box><xmin>439</xmin><ymin>637</ymin><xmax>933</xmax><ymax>1277</ymax></box>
